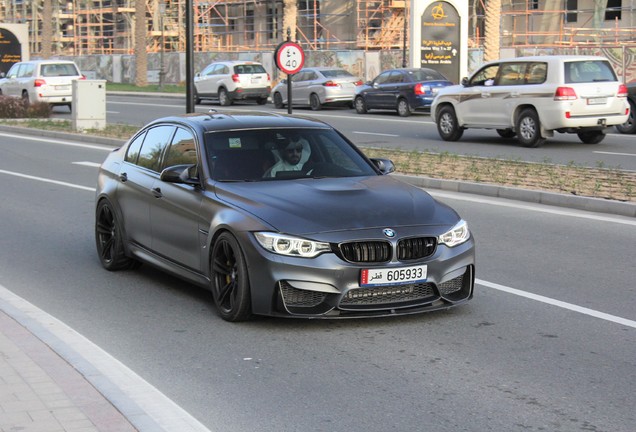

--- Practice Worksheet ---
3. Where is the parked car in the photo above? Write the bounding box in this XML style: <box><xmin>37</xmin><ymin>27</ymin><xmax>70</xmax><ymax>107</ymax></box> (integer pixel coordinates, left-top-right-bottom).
<box><xmin>0</xmin><ymin>59</ymin><xmax>84</xmax><ymax>110</ymax></box>
<box><xmin>271</xmin><ymin>67</ymin><xmax>363</xmax><ymax>110</ymax></box>
<box><xmin>615</xmin><ymin>82</ymin><xmax>636</xmax><ymax>134</ymax></box>
<box><xmin>431</xmin><ymin>55</ymin><xmax>630</xmax><ymax>147</ymax></box>
<box><xmin>193</xmin><ymin>60</ymin><xmax>270</xmax><ymax>106</ymax></box>
<box><xmin>354</xmin><ymin>68</ymin><xmax>453</xmax><ymax>117</ymax></box>
<box><xmin>95</xmin><ymin>111</ymin><xmax>475</xmax><ymax>321</ymax></box>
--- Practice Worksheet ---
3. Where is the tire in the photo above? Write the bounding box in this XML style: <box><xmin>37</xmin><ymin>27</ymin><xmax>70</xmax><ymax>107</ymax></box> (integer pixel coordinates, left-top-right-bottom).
<box><xmin>310</xmin><ymin>93</ymin><xmax>322</xmax><ymax>111</ymax></box>
<box><xmin>95</xmin><ymin>200</ymin><xmax>139</xmax><ymax>271</ymax></box>
<box><xmin>218</xmin><ymin>88</ymin><xmax>232</xmax><ymax>106</ymax></box>
<box><xmin>21</xmin><ymin>91</ymin><xmax>30</xmax><ymax>105</ymax></box>
<box><xmin>496</xmin><ymin>128</ymin><xmax>516</xmax><ymax>138</ymax></box>
<box><xmin>273</xmin><ymin>92</ymin><xmax>284</xmax><ymax>108</ymax></box>
<box><xmin>436</xmin><ymin>105</ymin><xmax>464</xmax><ymax>141</ymax></box>
<box><xmin>194</xmin><ymin>88</ymin><xmax>202</xmax><ymax>104</ymax></box>
<box><xmin>515</xmin><ymin>109</ymin><xmax>545</xmax><ymax>148</ymax></box>
<box><xmin>577</xmin><ymin>130</ymin><xmax>606</xmax><ymax>144</ymax></box>
<box><xmin>354</xmin><ymin>96</ymin><xmax>367</xmax><ymax>114</ymax></box>
<box><xmin>210</xmin><ymin>232</ymin><xmax>252</xmax><ymax>322</ymax></box>
<box><xmin>256</xmin><ymin>97</ymin><xmax>268</xmax><ymax>105</ymax></box>
<box><xmin>397</xmin><ymin>98</ymin><xmax>411</xmax><ymax>117</ymax></box>
<box><xmin>615</xmin><ymin>99</ymin><xmax>636</xmax><ymax>134</ymax></box>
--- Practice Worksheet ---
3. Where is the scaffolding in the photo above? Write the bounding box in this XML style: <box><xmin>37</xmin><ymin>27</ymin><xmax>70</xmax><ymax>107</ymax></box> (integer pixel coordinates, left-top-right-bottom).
<box><xmin>0</xmin><ymin>0</ymin><xmax>635</xmax><ymax>57</ymax></box>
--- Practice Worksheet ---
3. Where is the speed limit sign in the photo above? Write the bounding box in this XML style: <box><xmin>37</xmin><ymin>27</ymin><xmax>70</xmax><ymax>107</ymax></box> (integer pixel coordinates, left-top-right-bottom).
<box><xmin>274</xmin><ymin>41</ymin><xmax>305</xmax><ymax>75</ymax></box>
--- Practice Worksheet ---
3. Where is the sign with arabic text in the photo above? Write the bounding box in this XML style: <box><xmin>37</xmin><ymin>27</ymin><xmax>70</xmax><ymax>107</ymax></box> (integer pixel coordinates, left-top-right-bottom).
<box><xmin>420</xmin><ymin>1</ymin><xmax>460</xmax><ymax>83</ymax></box>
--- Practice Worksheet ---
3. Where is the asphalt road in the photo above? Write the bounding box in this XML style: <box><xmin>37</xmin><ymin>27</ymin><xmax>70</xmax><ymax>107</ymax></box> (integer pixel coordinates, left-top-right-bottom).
<box><xmin>1</xmin><ymin>129</ymin><xmax>635</xmax><ymax>431</ymax></box>
<box><xmin>51</xmin><ymin>93</ymin><xmax>636</xmax><ymax>171</ymax></box>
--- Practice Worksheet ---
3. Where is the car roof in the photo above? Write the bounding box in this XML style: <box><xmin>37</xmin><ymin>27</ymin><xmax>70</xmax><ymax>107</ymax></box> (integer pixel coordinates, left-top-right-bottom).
<box><xmin>147</xmin><ymin>111</ymin><xmax>332</xmax><ymax>133</ymax></box>
<box><xmin>482</xmin><ymin>55</ymin><xmax>611</xmax><ymax>65</ymax></box>
<box><xmin>17</xmin><ymin>59</ymin><xmax>78</xmax><ymax>65</ymax></box>
<box><xmin>210</xmin><ymin>60</ymin><xmax>263</xmax><ymax>66</ymax></box>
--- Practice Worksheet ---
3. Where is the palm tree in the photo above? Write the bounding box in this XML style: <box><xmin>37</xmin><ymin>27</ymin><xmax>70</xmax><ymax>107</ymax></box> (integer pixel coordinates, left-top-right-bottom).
<box><xmin>134</xmin><ymin>0</ymin><xmax>148</xmax><ymax>86</ymax></box>
<box><xmin>41</xmin><ymin>0</ymin><xmax>53</xmax><ymax>58</ymax></box>
<box><xmin>483</xmin><ymin>0</ymin><xmax>501</xmax><ymax>62</ymax></box>
<box><xmin>282</xmin><ymin>0</ymin><xmax>297</xmax><ymax>41</ymax></box>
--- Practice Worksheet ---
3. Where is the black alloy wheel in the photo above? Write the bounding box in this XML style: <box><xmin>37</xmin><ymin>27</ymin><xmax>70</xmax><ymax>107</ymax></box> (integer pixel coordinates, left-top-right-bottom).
<box><xmin>211</xmin><ymin>232</ymin><xmax>252</xmax><ymax>322</ymax></box>
<box><xmin>95</xmin><ymin>200</ymin><xmax>139</xmax><ymax>271</ymax></box>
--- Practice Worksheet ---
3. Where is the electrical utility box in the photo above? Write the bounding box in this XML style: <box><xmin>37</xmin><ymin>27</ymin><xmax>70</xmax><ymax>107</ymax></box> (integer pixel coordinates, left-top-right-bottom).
<box><xmin>72</xmin><ymin>80</ymin><xmax>106</xmax><ymax>131</ymax></box>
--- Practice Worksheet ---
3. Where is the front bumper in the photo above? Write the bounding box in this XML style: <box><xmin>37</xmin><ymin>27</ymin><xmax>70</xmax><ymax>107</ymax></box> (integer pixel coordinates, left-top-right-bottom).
<box><xmin>239</xmin><ymin>230</ymin><xmax>475</xmax><ymax>318</ymax></box>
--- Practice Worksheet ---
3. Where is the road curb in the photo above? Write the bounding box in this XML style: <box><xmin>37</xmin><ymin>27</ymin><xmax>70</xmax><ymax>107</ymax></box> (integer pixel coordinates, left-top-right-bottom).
<box><xmin>2</xmin><ymin>124</ymin><xmax>634</xmax><ymax>218</ymax></box>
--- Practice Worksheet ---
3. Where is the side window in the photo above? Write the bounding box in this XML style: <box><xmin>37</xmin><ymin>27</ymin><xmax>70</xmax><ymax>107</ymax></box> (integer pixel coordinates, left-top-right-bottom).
<box><xmin>6</xmin><ymin>63</ymin><xmax>19</xmax><ymax>78</ymax></box>
<box><xmin>469</xmin><ymin>64</ymin><xmax>500</xmax><ymax>86</ymax></box>
<box><xmin>374</xmin><ymin>72</ymin><xmax>392</xmax><ymax>85</ymax></box>
<box><xmin>391</xmin><ymin>71</ymin><xmax>405</xmax><ymax>83</ymax></box>
<box><xmin>124</xmin><ymin>131</ymin><xmax>147</xmax><ymax>164</ymax></box>
<box><xmin>496</xmin><ymin>63</ymin><xmax>527</xmax><ymax>86</ymax></box>
<box><xmin>18</xmin><ymin>64</ymin><xmax>34</xmax><ymax>78</ymax></box>
<box><xmin>136</xmin><ymin>125</ymin><xmax>176</xmax><ymax>172</ymax></box>
<box><xmin>292</xmin><ymin>72</ymin><xmax>306</xmax><ymax>82</ymax></box>
<box><xmin>162</xmin><ymin>127</ymin><xmax>197</xmax><ymax>170</ymax></box>
<box><xmin>525</xmin><ymin>63</ymin><xmax>547</xmax><ymax>84</ymax></box>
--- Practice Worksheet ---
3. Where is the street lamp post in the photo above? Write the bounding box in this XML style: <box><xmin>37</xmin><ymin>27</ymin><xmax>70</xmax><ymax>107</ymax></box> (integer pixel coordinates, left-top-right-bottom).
<box><xmin>159</xmin><ymin>2</ymin><xmax>165</xmax><ymax>90</ymax></box>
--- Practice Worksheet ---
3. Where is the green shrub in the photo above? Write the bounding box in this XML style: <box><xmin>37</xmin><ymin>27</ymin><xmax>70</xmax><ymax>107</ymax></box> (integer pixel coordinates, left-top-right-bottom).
<box><xmin>0</xmin><ymin>95</ymin><xmax>51</xmax><ymax>118</ymax></box>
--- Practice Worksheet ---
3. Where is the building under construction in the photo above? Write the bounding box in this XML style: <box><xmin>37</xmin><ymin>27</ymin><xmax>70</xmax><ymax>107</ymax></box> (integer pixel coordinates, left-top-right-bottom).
<box><xmin>0</xmin><ymin>0</ymin><xmax>635</xmax><ymax>57</ymax></box>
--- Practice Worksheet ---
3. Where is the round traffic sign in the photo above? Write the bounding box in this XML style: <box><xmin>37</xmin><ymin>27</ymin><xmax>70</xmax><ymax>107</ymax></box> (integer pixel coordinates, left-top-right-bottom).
<box><xmin>274</xmin><ymin>41</ymin><xmax>305</xmax><ymax>75</ymax></box>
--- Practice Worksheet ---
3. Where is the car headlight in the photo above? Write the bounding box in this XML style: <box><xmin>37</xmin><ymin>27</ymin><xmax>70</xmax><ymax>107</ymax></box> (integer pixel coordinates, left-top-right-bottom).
<box><xmin>438</xmin><ymin>220</ymin><xmax>470</xmax><ymax>247</ymax></box>
<box><xmin>254</xmin><ymin>232</ymin><xmax>331</xmax><ymax>258</ymax></box>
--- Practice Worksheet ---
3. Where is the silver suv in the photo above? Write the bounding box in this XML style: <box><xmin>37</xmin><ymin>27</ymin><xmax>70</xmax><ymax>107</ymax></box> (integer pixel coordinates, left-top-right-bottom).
<box><xmin>0</xmin><ymin>60</ymin><xmax>84</xmax><ymax>111</ymax></box>
<box><xmin>193</xmin><ymin>60</ymin><xmax>271</xmax><ymax>106</ymax></box>
<box><xmin>431</xmin><ymin>55</ymin><xmax>629</xmax><ymax>147</ymax></box>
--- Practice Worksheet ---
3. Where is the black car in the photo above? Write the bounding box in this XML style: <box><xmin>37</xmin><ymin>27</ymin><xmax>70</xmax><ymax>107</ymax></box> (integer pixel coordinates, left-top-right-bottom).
<box><xmin>354</xmin><ymin>68</ymin><xmax>453</xmax><ymax>117</ymax></box>
<box><xmin>616</xmin><ymin>82</ymin><xmax>636</xmax><ymax>134</ymax></box>
<box><xmin>95</xmin><ymin>111</ymin><xmax>475</xmax><ymax>321</ymax></box>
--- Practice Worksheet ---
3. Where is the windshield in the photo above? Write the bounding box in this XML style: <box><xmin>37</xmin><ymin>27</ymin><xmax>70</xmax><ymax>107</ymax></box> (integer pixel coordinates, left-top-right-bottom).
<box><xmin>205</xmin><ymin>128</ymin><xmax>378</xmax><ymax>181</ymax></box>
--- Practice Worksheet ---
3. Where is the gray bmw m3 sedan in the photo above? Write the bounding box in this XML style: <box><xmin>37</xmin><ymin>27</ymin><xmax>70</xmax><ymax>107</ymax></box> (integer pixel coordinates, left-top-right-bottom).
<box><xmin>95</xmin><ymin>111</ymin><xmax>475</xmax><ymax>321</ymax></box>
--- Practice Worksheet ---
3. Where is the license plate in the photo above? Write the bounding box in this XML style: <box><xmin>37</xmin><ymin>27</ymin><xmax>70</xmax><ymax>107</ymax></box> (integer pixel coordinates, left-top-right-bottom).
<box><xmin>360</xmin><ymin>264</ymin><xmax>427</xmax><ymax>287</ymax></box>
<box><xmin>250</xmin><ymin>78</ymin><xmax>261</xmax><ymax>84</ymax></box>
<box><xmin>55</xmin><ymin>85</ymin><xmax>70</xmax><ymax>90</ymax></box>
<box><xmin>587</xmin><ymin>97</ymin><xmax>607</xmax><ymax>105</ymax></box>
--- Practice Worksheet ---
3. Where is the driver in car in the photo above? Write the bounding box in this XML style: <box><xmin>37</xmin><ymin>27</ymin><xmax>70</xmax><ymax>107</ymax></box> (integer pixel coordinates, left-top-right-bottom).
<box><xmin>265</xmin><ymin>133</ymin><xmax>310</xmax><ymax>177</ymax></box>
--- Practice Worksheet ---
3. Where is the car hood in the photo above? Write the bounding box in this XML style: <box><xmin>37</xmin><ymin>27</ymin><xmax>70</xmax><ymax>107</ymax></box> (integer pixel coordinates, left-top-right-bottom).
<box><xmin>214</xmin><ymin>175</ymin><xmax>459</xmax><ymax>235</ymax></box>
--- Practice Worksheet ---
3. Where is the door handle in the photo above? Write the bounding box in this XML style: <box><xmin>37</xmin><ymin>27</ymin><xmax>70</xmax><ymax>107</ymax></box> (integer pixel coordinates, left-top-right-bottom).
<box><xmin>152</xmin><ymin>187</ymin><xmax>163</xmax><ymax>198</ymax></box>
<box><xmin>119</xmin><ymin>172</ymin><xmax>127</xmax><ymax>182</ymax></box>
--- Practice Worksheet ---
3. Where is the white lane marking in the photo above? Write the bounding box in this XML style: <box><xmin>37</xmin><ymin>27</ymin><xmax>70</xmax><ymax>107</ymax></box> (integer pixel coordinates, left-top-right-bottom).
<box><xmin>477</xmin><ymin>278</ymin><xmax>636</xmax><ymax>329</ymax></box>
<box><xmin>0</xmin><ymin>283</ymin><xmax>214</xmax><ymax>432</ymax></box>
<box><xmin>353</xmin><ymin>131</ymin><xmax>400</xmax><ymax>137</ymax></box>
<box><xmin>593</xmin><ymin>151</ymin><xmax>636</xmax><ymax>157</ymax></box>
<box><xmin>0</xmin><ymin>169</ymin><xmax>96</xmax><ymax>192</ymax></box>
<box><xmin>428</xmin><ymin>190</ymin><xmax>636</xmax><ymax>226</ymax></box>
<box><xmin>73</xmin><ymin>161</ymin><xmax>102</xmax><ymax>167</ymax></box>
<box><xmin>0</xmin><ymin>132</ymin><xmax>115</xmax><ymax>151</ymax></box>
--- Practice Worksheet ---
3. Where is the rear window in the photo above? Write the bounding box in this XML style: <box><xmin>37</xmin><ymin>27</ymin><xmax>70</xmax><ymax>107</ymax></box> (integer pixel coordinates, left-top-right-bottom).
<box><xmin>322</xmin><ymin>69</ymin><xmax>354</xmax><ymax>78</ymax></box>
<box><xmin>564</xmin><ymin>60</ymin><xmax>617</xmax><ymax>83</ymax></box>
<box><xmin>40</xmin><ymin>63</ymin><xmax>79</xmax><ymax>77</ymax></box>
<box><xmin>234</xmin><ymin>64</ymin><xmax>266</xmax><ymax>74</ymax></box>
<box><xmin>410</xmin><ymin>69</ymin><xmax>447</xmax><ymax>81</ymax></box>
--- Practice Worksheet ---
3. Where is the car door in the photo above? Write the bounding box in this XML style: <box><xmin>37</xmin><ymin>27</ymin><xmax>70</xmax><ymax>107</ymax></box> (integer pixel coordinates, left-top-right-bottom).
<box><xmin>364</xmin><ymin>71</ymin><xmax>393</xmax><ymax>108</ymax></box>
<box><xmin>116</xmin><ymin>125</ymin><xmax>175</xmax><ymax>250</ymax></box>
<box><xmin>150</xmin><ymin>126</ymin><xmax>205</xmax><ymax>272</ymax></box>
<box><xmin>291</xmin><ymin>71</ymin><xmax>309</xmax><ymax>105</ymax></box>
<box><xmin>195</xmin><ymin>64</ymin><xmax>219</xmax><ymax>96</ymax></box>
<box><xmin>456</xmin><ymin>63</ymin><xmax>501</xmax><ymax>125</ymax></box>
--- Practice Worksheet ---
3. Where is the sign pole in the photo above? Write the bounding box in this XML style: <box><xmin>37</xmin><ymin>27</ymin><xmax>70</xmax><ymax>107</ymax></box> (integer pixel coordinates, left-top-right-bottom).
<box><xmin>273</xmin><ymin>28</ymin><xmax>305</xmax><ymax>116</ymax></box>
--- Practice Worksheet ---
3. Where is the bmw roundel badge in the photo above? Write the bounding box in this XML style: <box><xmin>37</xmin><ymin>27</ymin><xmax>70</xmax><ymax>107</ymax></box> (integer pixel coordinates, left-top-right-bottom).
<box><xmin>383</xmin><ymin>228</ymin><xmax>396</xmax><ymax>238</ymax></box>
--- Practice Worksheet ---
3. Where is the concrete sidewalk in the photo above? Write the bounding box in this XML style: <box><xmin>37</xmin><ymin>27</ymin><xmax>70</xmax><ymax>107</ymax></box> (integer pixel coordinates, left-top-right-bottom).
<box><xmin>0</xmin><ymin>285</ymin><xmax>213</xmax><ymax>432</ymax></box>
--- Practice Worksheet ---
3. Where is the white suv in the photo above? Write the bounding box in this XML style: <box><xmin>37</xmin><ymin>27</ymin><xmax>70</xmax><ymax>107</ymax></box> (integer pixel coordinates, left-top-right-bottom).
<box><xmin>193</xmin><ymin>60</ymin><xmax>271</xmax><ymax>106</ymax></box>
<box><xmin>0</xmin><ymin>60</ymin><xmax>84</xmax><ymax>111</ymax></box>
<box><xmin>431</xmin><ymin>55</ymin><xmax>629</xmax><ymax>147</ymax></box>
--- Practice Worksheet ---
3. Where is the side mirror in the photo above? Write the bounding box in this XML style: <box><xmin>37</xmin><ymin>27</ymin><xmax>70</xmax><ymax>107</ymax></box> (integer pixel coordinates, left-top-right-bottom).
<box><xmin>160</xmin><ymin>164</ymin><xmax>199</xmax><ymax>185</ymax></box>
<box><xmin>373</xmin><ymin>82</ymin><xmax>380</xmax><ymax>89</ymax></box>
<box><xmin>280</xmin><ymin>79</ymin><xmax>287</xmax><ymax>85</ymax></box>
<box><xmin>370</xmin><ymin>158</ymin><xmax>395</xmax><ymax>175</ymax></box>
<box><xmin>0</xmin><ymin>72</ymin><xmax>5</xmax><ymax>79</ymax></box>
<box><xmin>461</xmin><ymin>77</ymin><xmax>469</xmax><ymax>86</ymax></box>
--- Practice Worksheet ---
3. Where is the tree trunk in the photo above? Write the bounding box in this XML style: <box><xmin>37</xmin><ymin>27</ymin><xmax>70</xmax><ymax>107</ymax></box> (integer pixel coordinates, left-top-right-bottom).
<box><xmin>282</xmin><ymin>0</ymin><xmax>297</xmax><ymax>41</ymax></box>
<box><xmin>483</xmin><ymin>0</ymin><xmax>501</xmax><ymax>62</ymax></box>
<box><xmin>41</xmin><ymin>0</ymin><xmax>53</xmax><ymax>58</ymax></box>
<box><xmin>134</xmin><ymin>0</ymin><xmax>148</xmax><ymax>87</ymax></box>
